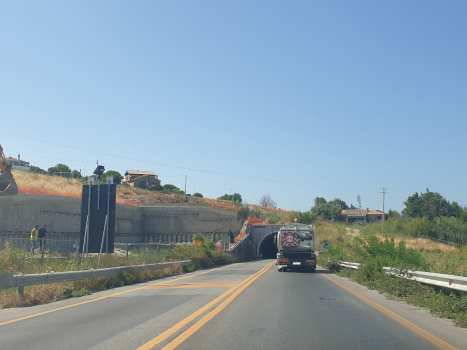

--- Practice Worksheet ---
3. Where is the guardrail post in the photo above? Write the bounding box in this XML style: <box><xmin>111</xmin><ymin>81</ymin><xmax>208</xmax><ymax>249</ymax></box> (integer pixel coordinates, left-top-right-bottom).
<box><xmin>126</xmin><ymin>243</ymin><xmax>129</xmax><ymax>262</ymax></box>
<box><xmin>18</xmin><ymin>286</ymin><xmax>24</xmax><ymax>295</ymax></box>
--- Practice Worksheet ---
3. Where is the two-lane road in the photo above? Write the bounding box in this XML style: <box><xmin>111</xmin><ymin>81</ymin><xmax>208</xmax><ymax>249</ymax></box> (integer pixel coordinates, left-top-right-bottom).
<box><xmin>0</xmin><ymin>260</ymin><xmax>465</xmax><ymax>350</ymax></box>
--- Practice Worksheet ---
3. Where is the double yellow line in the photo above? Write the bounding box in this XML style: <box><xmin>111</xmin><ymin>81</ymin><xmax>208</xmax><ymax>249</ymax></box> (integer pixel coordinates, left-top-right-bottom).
<box><xmin>137</xmin><ymin>261</ymin><xmax>275</xmax><ymax>350</ymax></box>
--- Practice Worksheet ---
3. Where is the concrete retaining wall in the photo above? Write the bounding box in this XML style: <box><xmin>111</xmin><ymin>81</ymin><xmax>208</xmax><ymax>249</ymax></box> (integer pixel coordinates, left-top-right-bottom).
<box><xmin>0</xmin><ymin>195</ymin><xmax>243</xmax><ymax>248</ymax></box>
<box><xmin>229</xmin><ymin>234</ymin><xmax>257</xmax><ymax>262</ymax></box>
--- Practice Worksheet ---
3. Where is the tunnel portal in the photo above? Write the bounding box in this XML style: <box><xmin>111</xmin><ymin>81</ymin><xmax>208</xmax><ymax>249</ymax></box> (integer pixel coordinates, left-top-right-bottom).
<box><xmin>258</xmin><ymin>233</ymin><xmax>278</xmax><ymax>259</ymax></box>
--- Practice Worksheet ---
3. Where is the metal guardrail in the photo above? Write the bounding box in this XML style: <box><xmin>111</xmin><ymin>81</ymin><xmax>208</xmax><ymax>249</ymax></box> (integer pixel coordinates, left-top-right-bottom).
<box><xmin>338</xmin><ymin>261</ymin><xmax>362</xmax><ymax>269</ymax></box>
<box><xmin>0</xmin><ymin>260</ymin><xmax>193</xmax><ymax>295</ymax></box>
<box><xmin>382</xmin><ymin>267</ymin><xmax>467</xmax><ymax>292</ymax></box>
<box><xmin>338</xmin><ymin>261</ymin><xmax>467</xmax><ymax>292</ymax></box>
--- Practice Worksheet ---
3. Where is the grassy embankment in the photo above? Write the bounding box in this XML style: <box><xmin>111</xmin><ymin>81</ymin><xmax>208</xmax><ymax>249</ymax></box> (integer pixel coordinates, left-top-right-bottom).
<box><xmin>316</xmin><ymin>221</ymin><xmax>467</xmax><ymax>327</ymax></box>
<box><xmin>0</xmin><ymin>243</ymin><xmax>235</xmax><ymax>309</ymax></box>
<box><xmin>11</xmin><ymin>170</ymin><xmax>205</xmax><ymax>205</ymax></box>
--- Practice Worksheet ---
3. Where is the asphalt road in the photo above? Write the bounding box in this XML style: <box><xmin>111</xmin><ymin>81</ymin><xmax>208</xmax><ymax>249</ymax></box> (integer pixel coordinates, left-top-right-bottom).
<box><xmin>0</xmin><ymin>260</ymin><xmax>466</xmax><ymax>350</ymax></box>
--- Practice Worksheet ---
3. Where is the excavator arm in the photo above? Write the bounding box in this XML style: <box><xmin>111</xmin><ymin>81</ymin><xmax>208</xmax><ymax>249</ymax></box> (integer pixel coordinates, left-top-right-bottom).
<box><xmin>0</xmin><ymin>144</ymin><xmax>18</xmax><ymax>195</ymax></box>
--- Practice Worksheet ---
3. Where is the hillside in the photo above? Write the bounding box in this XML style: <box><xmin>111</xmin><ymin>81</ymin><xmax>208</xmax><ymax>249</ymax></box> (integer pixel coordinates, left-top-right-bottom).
<box><xmin>11</xmin><ymin>170</ymin><xmax>203</xmax><ymax>205</ymax></box>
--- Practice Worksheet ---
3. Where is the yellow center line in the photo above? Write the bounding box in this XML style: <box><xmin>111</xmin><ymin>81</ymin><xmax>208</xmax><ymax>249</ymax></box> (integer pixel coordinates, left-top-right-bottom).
<box><xmin>137</xmin><ymin>262</ymin><xmax>274</xmax><ymax>350</ymax></box>
<box><xmin>148</xmin><ymin>281</ymin><xmax>241</xmax><ymax>289</ymax></box>
<box><xmin>322</xmin><ymin>274</ymin><xmax>457</xmax><ymax>350</ymax></box>
<box><xmin>0</xmin><ymin>263</ymin><xmax>239</xmax><ymax>327</ymax></box>
<box><xmin>160</xmin><ymin>261</ymin><xmax>275</xmax><ymax>350</ymax></box>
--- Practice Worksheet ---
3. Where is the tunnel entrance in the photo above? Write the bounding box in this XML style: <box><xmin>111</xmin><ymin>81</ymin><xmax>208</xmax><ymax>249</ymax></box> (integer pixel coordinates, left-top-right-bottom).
<box><xmin>259</xmin><ymin>233</ymin><xmax>278</xmax><ymax>259</ymax></box>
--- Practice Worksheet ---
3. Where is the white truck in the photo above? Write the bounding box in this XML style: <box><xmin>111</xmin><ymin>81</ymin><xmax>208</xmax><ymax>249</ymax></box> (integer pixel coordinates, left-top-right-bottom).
<box><xmin>276</xmin><ymin>222</ymin><xmax>316</xmax><ymax>272</ymax></box>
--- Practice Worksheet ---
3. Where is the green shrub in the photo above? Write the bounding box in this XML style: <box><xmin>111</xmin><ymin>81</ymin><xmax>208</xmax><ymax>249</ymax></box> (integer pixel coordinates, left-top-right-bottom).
<box><xmin>120</xmin><ymin>272</ymin><xmax>134</xmax><ymax>285</ymax></box>
<box><xmin>204</xmin><ymin>240</ymin><xmax>215</xmax><ymax>251</ymax></box>
<box><xmin>192</xmin><ymin>233</ymin><xmax>206</xmax><ymax>243</ymax></box>
<box><xmin>237</xmin><ymin>205</ymin><xmax>251</xmax><ymax>219</ymax></box>
<box><xmin>63</xmin><ymin>288</ymin><xmax>92</xmax><ymax>298</ymax></box>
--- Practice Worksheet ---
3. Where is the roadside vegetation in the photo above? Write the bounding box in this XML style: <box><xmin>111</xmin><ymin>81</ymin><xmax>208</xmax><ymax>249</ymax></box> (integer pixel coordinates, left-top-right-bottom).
<box><xmin>0</xmin><ymin>238</ymin><xmax>235</xmax><ymax>309</ymax></box>
<box><xmin>300</xmin><ymin>189</ymin><xmax>467</xmax><ymax>328</ymax></box>
<box><xmin>318</xmin><ymin>236</ymin><xmax>467</xmax><ymax>328</ymax></box>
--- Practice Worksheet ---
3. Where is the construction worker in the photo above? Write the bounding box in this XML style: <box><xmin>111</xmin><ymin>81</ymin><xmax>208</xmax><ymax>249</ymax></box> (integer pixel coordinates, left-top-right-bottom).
<box><xmin>30</xmin><ymin>224</ymin><xmax>39</xmax><ymax>254</ymax></box>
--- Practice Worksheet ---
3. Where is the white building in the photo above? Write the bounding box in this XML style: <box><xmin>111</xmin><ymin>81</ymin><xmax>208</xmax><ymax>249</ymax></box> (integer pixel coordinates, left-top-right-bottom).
<box><xmin>6</xmin><ymin>155</ymin><xmax>30</xmax><ymax>172</ymax></box>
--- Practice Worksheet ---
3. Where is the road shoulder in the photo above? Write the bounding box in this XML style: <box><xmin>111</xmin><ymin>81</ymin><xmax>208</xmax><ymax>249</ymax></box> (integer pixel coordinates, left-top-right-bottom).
<box><xmin>318</xmin><ymin>266</ymin><xmax>467</xmax><ymax>350</ymax></box>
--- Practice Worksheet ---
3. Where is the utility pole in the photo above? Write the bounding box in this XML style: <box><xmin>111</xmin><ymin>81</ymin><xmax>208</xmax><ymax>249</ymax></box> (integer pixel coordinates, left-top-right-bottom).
<box><xmin>379</xmin><ymin>187</ymin><xmax>388</xmax><ymax>236</ymax></box>
<box><xmin>185</xmin><ymin>175</ymin><xmax>187</xmax><ymax>195</ymax></box>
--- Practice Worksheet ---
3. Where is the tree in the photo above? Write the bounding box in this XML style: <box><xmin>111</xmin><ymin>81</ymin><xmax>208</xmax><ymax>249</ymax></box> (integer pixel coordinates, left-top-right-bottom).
<box><xmin>71</xmin><ymin>170</ymin><xmax>82</xmax><ymax>179</ymax></box>
<box><xmin>328</xmin><ymin>198</ymin><xmax>349</xmax><ymax>209</ymax></box>
<box><xmin>460</xmin><ymin>210</ymin><xmax>467</xmax><ymax>224</ymax></box>
<box><xmin>388</xmin><ymin>209</ymin><xmax>400</xmax><ymax>219</ymax></box>
<box><xmin>232</xmin><ymin>193</ymin><xmax>242</xmax><ymax>203</ymax></box>
<box><xmin>217</xmin><ymin>193</ymin><xmax>242</xmax><ymax>203</ymax></box>
<box><xmin>449</xmin><ymin>201</ymin><xmax>464</xmax><ymax>218</ymax></box>
<box><xmin>163</xmin><ymin>184</ymin><xmax>182</xmax><ymax>194</ymax></box>
<box><xmin>314</xmin><ymin>197</ymin><xmax>327</xmax><ymax>207</ymax></box>
<box><xmin>402</xmin><ymin>189</ymin><xmax>454</xmax><ymax>221</ymax></box>
<box><xmin>150</xmin><ymin>184</ymin><xmax>163</xmax><ymax>191</ymax></box>
<box><xmin>101</xmin><ymin>170</ymin><xmax>123</xmax><ymax>184</ymax></box>
<box><xmin>193</xmin><ymin>192</ymin><xmax>203</xmax><ymax>198</ymax></box>
<box><xmin>311</xmin><ymin>203</ymin><xmax>344</xmax><ymax>221</ymax></box>
<box><xmin>47</xmin><ymin>163</ymin><xmax>82</xmax><ymax>179</ymax></box>
<box><xmin>29</xmin><ymin>165</ymin><xmax>45</xmax><ymax>174</ymax></box>
<box><xmin>136</xmin><ymin>179</ymin><xmax>147</xmax><ymax>189</ymax></box>
<box><xmin>259</xmin><ymin>194</ymin><xmax>276</xmax><ymax>208</ymax></box>
<box><xmin>48</xmin><ymin>163</ymin><xmax>72</xmax><ymax>175</ymax></box>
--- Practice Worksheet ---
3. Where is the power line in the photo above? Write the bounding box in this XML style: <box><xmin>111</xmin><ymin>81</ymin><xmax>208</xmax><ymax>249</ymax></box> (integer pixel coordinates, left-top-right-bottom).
<box><xmin>1</xmin><ymin>131</ymin><xmax>378</xmax><ymax>193</ymax></box>
<box><xmin>3</xmin><ymin>148</ymin><xmax>92</xmax><ymax>163</ymax></box>
<box><xmin>187</xmin><ymin>176</ymin><xmax>231</xmax><ymax>192</ymax></box>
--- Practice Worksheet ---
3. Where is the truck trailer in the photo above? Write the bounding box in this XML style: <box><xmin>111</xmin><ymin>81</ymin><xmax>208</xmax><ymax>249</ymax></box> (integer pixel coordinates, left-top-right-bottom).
<box><xmin>276</xmin><ymin>222</ymin><xmax>316</xmax><ymax>272</ymax></box>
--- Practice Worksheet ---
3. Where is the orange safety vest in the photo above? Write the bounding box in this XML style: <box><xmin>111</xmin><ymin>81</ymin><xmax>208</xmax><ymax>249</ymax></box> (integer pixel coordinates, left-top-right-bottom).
<box><xmin>30</xmin><ymin>228</ymin><xmax>39</xmax><ymax>241</ymax></box>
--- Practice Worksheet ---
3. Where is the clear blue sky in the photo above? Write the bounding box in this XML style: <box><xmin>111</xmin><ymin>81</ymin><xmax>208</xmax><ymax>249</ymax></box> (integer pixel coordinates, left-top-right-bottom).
<box><xmin>1</xmin><ymin>1</ymin><xmax>466</xmax><ymax>212</ymax></box>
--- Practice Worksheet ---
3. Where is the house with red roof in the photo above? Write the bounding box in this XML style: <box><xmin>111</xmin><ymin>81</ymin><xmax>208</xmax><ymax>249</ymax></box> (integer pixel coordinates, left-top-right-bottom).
<box><xmin>124</xmin><ymin>170</ymin><xmax>161</xmax><ymax>188</ymax></box>
<box><xmin>341</xmin><ymin>209</ymin><xmax>388</xmax><ymax>224</ymax></box>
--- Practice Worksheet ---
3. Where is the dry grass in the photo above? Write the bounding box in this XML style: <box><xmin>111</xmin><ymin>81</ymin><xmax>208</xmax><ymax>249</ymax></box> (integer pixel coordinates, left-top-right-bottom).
<box><xmin>12</xmin><ymin>170</ymin><xmax>82</xmax><ymax>196</ymax></box>
<box><xmin>393</xmin><ymin>237</ymin><xmax>458</xmax><ymax>252</ymax></box>
<box><xmin>348</xmin><ymin>228</ymin><xmax>458</xmax><ymax>252</ymax></box>
<box><xmin>315</xmin><ymin>222</ymin><xmax>347</xmax><ymax>249</ymax></box>
<box><xmin>11</xmin><ymin>170</ymin><xmax>202</xmax><ymax>205</ymax></box>
<box><xmin>368</xmin><ymin>234</ymin><xmax>458</xmax><ymax>252</ymax></box>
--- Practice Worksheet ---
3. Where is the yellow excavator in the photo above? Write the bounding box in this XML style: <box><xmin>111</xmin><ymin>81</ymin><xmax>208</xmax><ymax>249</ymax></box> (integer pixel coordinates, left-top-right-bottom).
<box><xmin>0</xmin><ymin>144</ymin><xmax>18</xmax><ymax>196</ymax></box>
